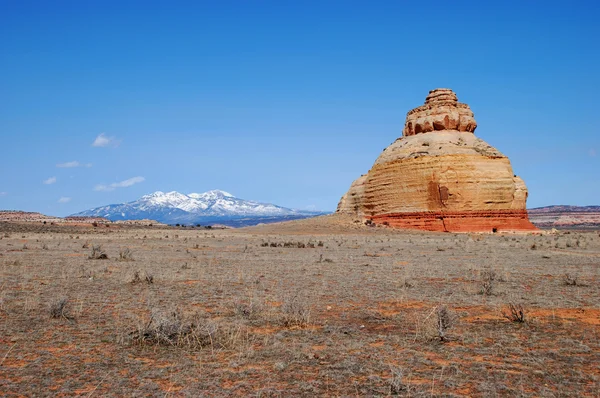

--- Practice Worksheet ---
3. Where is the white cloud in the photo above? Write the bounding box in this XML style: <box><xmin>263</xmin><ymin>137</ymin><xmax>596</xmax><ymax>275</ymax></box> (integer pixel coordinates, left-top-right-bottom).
<box><xmin>94</xmin><ymin>176</ymin><xmax>145</xmax><ymax>192</ymax></box>
<box><xmin>57</xmin><ymin>161</ymin><xmax>91</xmax><ymax>168</ymax></box>
<box><xmin>58</xmin><ymin>197</ymin><xmax>71</xmax><ymax>203</ymax></box>
<box><xmin>92</xmin><ymin>133</ymin><xmax>120</xmax><ymax>148</ymax></box>
<box><xmin>590</xmin><ymin>148</ymin><xmax>597</xmax><ymax>157</ymax></box>
<box><xmin>43</xmin><ymin>176</ymin><xmax>57</xmax><ymax>185</ymax></box>
<box><xmin>0</xmin><ymin>192</ymin><xmax>7</xmax><ymax>197</ymax></box>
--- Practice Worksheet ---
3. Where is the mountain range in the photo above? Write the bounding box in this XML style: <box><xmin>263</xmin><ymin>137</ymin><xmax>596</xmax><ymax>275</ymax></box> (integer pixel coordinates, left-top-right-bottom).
<box><xmin>70</xmin><ymin>190</ymin><xmax>327</xmax><ymax>227</ymax></box>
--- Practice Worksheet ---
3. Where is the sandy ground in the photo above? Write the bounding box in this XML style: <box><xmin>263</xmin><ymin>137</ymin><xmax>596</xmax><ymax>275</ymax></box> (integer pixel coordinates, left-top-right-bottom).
<box><xmin>1</xmin><ymin>216</ymin><xmax>599</xmax><ymax>396</ymax></box>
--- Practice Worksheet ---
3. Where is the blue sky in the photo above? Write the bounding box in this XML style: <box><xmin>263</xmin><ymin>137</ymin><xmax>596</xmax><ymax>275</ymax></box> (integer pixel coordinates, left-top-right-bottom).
<box><xmin>1</xmin><ymin>1</ymin><xmax>599</xmax><ymax>216</ymax></box>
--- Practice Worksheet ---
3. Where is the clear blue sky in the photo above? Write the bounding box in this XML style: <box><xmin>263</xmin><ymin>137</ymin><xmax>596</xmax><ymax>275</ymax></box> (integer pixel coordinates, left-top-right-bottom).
<box><xmin>1</xmin><ymin>1</ymin><xmax>599</xmax><ymax>216</ymax></box>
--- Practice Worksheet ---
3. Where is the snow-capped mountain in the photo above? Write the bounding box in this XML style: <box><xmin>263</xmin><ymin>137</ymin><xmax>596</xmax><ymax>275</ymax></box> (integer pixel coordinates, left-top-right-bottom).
<box><xmin>71</xmin><ymin>190</ymin><xmax>326</xmax><ymax>226</ymax></box>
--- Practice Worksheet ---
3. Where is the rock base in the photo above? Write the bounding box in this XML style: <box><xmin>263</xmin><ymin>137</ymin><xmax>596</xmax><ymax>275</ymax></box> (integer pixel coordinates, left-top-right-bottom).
<box><xmin>369</xmin><ymin>210</ymin><xmax>538</xmax><ymax>233</ymax></box>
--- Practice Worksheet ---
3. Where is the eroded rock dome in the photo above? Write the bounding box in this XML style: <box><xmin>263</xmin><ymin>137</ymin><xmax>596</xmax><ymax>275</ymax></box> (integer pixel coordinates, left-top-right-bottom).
<box><xmin>337</xmin><ymin>89</ymin><xmax>536</xmax><ymax>233</ymax></box>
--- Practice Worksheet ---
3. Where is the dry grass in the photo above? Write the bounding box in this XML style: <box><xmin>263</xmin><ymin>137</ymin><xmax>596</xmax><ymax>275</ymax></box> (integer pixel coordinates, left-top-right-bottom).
<box><xmin>0</xmin><ymin>220</ymin><xmax>599</xmax><ymax>396</ymax></box>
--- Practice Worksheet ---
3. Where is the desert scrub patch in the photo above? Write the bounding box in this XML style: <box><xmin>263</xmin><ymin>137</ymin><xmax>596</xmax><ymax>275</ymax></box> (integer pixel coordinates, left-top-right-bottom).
<box><xmin>260</xmin><ymin>240</ymin><xmax>319</xmax><ymax>248</ymax></box>
<box><xmin>128</xmin><ymin>310</ymin><xmax>250</xmax><ymax>350</ymax></box>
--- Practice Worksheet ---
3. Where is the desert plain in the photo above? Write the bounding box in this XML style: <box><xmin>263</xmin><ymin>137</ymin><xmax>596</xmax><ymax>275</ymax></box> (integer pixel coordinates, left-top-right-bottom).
<box><xmin>1</xmin><ymin>215</ymin><xmax>599</xmax><ymax>397</ymax></box>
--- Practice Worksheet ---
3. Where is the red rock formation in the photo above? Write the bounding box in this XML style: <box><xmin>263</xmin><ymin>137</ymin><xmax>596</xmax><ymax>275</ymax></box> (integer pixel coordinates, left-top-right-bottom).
<box><xmin>403</xmin><ymin>88</ymin><xmax>477</xmax><ymax>136</ymax></box>
<box><xmin>338</xmin><ymin>88</ymin><xmax>537</xmax><ymax>233</ymax></box>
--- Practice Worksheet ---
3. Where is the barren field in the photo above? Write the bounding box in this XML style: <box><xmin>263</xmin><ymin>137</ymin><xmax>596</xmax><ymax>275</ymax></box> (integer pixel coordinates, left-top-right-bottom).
<box><xmin>1</xmin><ymin>216</ymin><xmax>599</xmax><ymax>397</ymax></box>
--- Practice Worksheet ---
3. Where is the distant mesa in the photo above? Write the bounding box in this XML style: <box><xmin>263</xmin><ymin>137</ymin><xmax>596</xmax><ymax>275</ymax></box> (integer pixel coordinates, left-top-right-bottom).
<box><xmin>337</xmin><ymin>88</ymin><xmax>537</xmax><ymax>233</ymax></box>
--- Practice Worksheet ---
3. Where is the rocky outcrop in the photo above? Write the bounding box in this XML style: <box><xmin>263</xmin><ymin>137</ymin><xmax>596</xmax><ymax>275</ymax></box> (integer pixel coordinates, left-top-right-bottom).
<box><xmin>338</xmin><ymin>88</ymin><xmax>537</xmax><ymax>233</ymax></box>
<box><xmin>403</xmin><ymin>88</ymin><xmax>477</xmax><ymax>136</ymax></box>
<box><xmin>336</xmin><ymin>174</ymin><xmax>367</xmax><ymax>217</ymax></box>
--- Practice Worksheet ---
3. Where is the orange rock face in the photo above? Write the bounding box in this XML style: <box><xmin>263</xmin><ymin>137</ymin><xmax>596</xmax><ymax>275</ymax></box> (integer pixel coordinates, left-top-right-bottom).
<box><xmin>337</xmin><ymin>88</ymin><xmax>537</xmax><ymax>233</ymax></box>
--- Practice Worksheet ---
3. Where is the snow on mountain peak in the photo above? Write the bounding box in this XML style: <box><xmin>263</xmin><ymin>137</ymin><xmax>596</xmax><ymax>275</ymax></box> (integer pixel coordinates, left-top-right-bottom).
<box><xmin>188</xmin><ymin>190</ymin><xmax>233</xmax><ymax>199</ymax></box>
<box><xmin>71</xmin><ymin>189</ymin><xmax>325</xmax><ymax>225</ymax></box>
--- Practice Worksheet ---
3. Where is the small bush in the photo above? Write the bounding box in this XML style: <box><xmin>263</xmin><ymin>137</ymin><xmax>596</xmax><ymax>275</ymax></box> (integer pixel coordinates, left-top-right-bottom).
<box><xmin>118</xmin><ymin>247</ymin><xmax>134</xmax><ymax>261</ymax></box>
<box><xmin>234</xmin><ymin>298</ymin><xmax>264</xmax><ymax>320</ymax></box>
<box><xmin>281</xmin><ymin>294</ymin><xmax>311</xmax><ymax>327</ymax></box>
<box><xmin>389</xmin><ymin>366</ymin><xmax>406</xmax><ymax>395</ymax></box>
<box><xmin>480</xmin><ymin>269</ymin><xmax>496</xmax><ymax>296</ymax></box>
<box><xmin>49</xmin><ymin>298</ymin><xmax>73</xmax><ymax>320</ymax></box>
<box><xmin>436</xmin><ymin>306</ymin><xmax>454</xmax><ymax>342</ymax></box>
<box><xmin>564</xmin><ymin>273</ymin><xmax>579</xmax><ymax>286</ymax></box>
<box><xmin>503</xmin><ymin>303</ymin><xmax>526</xmax><ymax>323</ymax></box>
<box><xmin>130</xmin><ymin>270</ymin><xmax>153</xmax><ymax>284</ymax></box>
<box><xmin>88</xmin><ymin>245</ymin><xmax>108</xmax><ymax>260</ymax></box>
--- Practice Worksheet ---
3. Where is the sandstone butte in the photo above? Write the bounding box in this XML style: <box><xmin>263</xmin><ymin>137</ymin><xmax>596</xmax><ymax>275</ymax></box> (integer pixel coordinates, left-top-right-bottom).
<box><xmin>337</xmin><ymin>88</ymin><xmax>538</xmax><ymax>233</ymax></box>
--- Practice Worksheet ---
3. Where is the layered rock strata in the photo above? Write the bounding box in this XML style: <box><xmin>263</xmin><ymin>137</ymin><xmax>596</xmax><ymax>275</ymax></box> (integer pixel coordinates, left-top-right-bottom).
<box><xmin>337</xmin><ymin>88</ymin><xmax>537</xmax><ymax>232</ymax></box>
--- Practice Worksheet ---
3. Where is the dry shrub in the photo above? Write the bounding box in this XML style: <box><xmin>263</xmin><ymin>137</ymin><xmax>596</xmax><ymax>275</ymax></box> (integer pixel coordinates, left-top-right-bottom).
<box><xmin>118</xmin><ymin>247</ymin><xmax>134</xmax><ymax>261</ymax></box>
<box><xmin>88</xmin><ymin>245</ymin><xmax>108</xmax><ymax>260</ymax></box>
<box><xmin>234</xmin><ymin>298</ymin><xmax>264</xmax><ymax>320</ymax></box>
<box><xmin>130</xmin><ymin>270</ymin><xmax>153</xmax><ymax>284</ymax></box>
<box><xmin>49</xmin><ymin>297</ymin><xmax>73</xmax><ymax>320</ymax></box>
<box><xmin>436</xmin><ymin>306</ymin><xmax>454</xmax><ymax>341</ymax></box>
<box><xmin>563</xmin><ymin>273</ymin><xmax>580</xmax><ymax>286</ymax></box>
<box><xmin>130</xmin><ymin>310</ymin><xmax>248</xmax><ymax>350</ymax></box>
<box><xmin>419</xmin><ymin>305</ymin><xmax>456</xmax><ymax>342</ymax></box>
<box><xmin>389</xmin><ymin>366</ymin><xmax>406</xmax><ymax>394</ymax></box>
<box><xmin>503</xmin><ymin>303</ymin><xmax>526</xmax><ymax>323</ymax></box>
<box><xmin>480</xmin><ymin>269</ymin><xmax>496</xmax><ymax>296</ymax></box>
<box><xmin>280</xmin><ymin>294</ymin><xmax>311</xmax><ymax>327</ymax></box>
